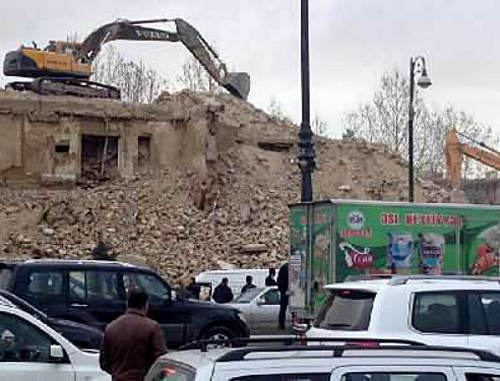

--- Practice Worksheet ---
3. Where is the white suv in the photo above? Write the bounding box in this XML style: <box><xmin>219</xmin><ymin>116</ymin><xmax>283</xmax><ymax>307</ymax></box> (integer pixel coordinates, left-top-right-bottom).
<box><xmin>307</xmin><ymin>275</ymin><xmax>500</xmax><ymax>355</ymax></box>
<box><xmin>145</xmin><ymin>339</ymin><xmax>500</xmax><ymax>381</ymax></box>
<box><xmin>0</xmin><ymin>300</ymin><xmax>109</xmax><ymax>381</ymax></box>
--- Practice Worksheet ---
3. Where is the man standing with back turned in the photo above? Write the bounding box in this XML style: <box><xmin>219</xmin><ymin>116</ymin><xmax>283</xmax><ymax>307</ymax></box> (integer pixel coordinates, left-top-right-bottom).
<box><xmin>100</xmin><ymin>289</ymin><xmax>167</xmax><ymax>381</ymax></box>
<box><xmin>277</xmin><ymin>262</ymin><xmax>289</xmax><ymax>330</ymax></box>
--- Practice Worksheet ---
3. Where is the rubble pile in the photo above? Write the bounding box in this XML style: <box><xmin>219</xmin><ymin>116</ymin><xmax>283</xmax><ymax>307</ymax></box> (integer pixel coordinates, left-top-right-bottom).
<box><xmin>0</xmin><ymin>91</ymin><xmax>450</xmax><ymax>285</ymax></box>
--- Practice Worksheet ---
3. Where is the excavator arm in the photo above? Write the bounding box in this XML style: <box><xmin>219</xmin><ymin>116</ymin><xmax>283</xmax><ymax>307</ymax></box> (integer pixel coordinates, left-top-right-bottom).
<box><xmin>77</xmin><ymin>18</ymin><xmax>250</xmax><ymax>100</ymax></box>
<box><xmin>445</xmin><ymin>129</ymin><xmax>500</xmax><ymax>187</ymax></box>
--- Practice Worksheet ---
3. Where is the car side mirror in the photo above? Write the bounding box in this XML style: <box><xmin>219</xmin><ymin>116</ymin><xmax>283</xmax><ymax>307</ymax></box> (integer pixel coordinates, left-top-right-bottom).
<box><xmin>256</xmin><ymin>297</ymin><xmax>266</xmax><ymax>306</ymax></box>
<box><xmin>50</xmin><ymin>344</ymin><xmax>65</xmax><ymax>361</ymax></box>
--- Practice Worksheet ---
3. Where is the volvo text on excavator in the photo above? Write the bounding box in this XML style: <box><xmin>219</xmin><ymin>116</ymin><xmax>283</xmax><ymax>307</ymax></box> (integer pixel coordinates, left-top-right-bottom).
<box><xmin>444</xmin><ymin>129</ymin><xmax>500</xmax><ymax>187</ymax></box>
<box><xmin>3</xmin><ymin>18</ymin><xmax>250</xmax><ymax>100</ymax></box>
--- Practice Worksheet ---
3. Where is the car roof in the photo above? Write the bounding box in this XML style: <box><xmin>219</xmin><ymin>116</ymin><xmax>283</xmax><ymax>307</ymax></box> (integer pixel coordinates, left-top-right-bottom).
<box><xmin>0</xmin><ymin>258</ymin><xmax>151</xmax><ymax>271</ymax></box>
<box><xmin>324</xmin><ymin>279</ymin><xmax>388</xmax><ymax>292</ymax></box>
<box><xmin>324</xmin><ymin>275</ymin><xmax>500</xmax><ymax>292</ymax></box>
<box><xmin>157</xmin><ymin>348</ymin><xmax>230</xmax><ymax>368</ymax></box>
<box><xmin>155</xmin><ymin>345</ymin><xmax>500</xmax><ymax>370</ymax></box>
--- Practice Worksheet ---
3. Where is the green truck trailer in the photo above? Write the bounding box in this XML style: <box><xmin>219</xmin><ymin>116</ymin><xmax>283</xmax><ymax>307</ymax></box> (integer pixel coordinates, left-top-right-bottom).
<box><xmin>288</xmin><ymin>199</ymin><xmax>500</xmax><ymax>320</ymax></box>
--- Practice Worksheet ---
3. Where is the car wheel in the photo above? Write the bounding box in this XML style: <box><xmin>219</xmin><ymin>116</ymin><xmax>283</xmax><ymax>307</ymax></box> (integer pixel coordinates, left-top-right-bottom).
<box><xmin>201</xmin><ymin>326</ymin><xmax>235</xmax><ymax>348</ymax></box>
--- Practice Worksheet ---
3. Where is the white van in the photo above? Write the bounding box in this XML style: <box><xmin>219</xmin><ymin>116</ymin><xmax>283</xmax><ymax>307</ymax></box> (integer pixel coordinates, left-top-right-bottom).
<box><xmin>196</xmin><ymin>269</ymin><xmax>271</xmax><ymax>300</ymax></box>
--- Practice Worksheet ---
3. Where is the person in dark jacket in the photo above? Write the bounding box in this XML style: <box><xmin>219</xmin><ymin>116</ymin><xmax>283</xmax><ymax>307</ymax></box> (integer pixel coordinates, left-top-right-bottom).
<box><xmin>99</xmin><ymin>289</ymin><xmax>167</xmax><ymax>381</ymax></box>
<box><xmin>265</xmin><ymin>268</ymin><xmax>277</xmax><ymax>286</ymax></box>
<box><xmin>240</xmin><ymin>275</ymin><xmax>256</xmax><ymax>294</ymax></box>
<box><xmin>277</xmin><ymin>263</ymin><xmax>289</xmax><ymax>330</ymax></box>
<box><xmin>213</xmin><ymin>278</ymin><xmax>233</xmax><ymax>303</ymax></box>
<box><xmin>186</xmin><ymin>277</ymin><xmax>201</xmax><ymax>299</ymax></box>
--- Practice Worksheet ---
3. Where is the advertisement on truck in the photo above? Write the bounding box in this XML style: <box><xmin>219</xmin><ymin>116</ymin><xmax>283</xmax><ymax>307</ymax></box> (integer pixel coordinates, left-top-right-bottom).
<box><xmin>289</xmin><ymin>199</ymin><xmax>500</xmax><ymax>319</ymax></box>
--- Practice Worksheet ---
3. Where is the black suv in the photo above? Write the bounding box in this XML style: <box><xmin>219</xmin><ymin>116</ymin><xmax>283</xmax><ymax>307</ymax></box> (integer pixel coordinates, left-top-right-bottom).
<box><xmin>0</xmin><ymin>260</ymin><xmax>250</xmax><ymax>348</ymax></box>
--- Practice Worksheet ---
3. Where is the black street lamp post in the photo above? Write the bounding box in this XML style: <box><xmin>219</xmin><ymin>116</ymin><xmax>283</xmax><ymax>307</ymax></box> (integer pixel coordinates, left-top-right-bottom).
<box><xmin>298</xmin><ymin>0</ymin><xmax>316</xmax><ymax>202</ymax></box>
<box><xmin>408</xmin><ymin>56</ymin><xmax>431</xmax><ymax>202</ymax></box>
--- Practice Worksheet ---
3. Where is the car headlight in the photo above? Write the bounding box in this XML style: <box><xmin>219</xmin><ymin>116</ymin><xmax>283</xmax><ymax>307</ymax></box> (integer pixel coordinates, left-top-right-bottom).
<box><xmin>237</xmin><ymin>312</ymin><xmax>247</xmax><ymax>324</ymax></box>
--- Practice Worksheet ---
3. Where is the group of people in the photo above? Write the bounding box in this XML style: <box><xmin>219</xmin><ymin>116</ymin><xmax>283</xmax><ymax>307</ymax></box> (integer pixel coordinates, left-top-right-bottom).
<box><xmin>210</xmin><ymin>264</ymin><xmax>289</xmax><ymax>330</ymax></box>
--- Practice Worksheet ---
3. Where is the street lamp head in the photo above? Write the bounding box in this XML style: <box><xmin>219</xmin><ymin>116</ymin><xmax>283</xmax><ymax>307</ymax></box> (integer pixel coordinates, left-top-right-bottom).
<box><xmin>417</xmin><ymin>68</ymin><xmax>432</xmax><ymax>89</ymax></box>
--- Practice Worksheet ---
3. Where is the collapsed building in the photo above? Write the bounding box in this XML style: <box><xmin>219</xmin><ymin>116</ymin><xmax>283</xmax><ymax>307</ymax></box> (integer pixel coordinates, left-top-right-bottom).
<box><xmin>0</xmin><ymin>89</ymin><xmax>450</xmax><ymax>284</ymax></box>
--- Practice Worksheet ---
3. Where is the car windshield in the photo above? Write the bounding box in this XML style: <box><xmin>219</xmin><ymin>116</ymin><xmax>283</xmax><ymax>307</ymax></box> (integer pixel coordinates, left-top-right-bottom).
<box><xmin>235</xmin><ymin>288</ymin><xmax>263</xmax><ymax>303</ymax></box>
<box><xmin>313</xmin><ymin>289</ymin><xmax>375</xmax><ymax>331</ymax></box>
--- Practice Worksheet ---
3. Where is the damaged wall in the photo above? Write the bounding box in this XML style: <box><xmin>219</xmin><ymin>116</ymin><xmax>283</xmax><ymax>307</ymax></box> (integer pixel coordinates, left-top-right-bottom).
<box><xmin>0</xmin><ymin>91</ymin><xmax>219</xmax><ymax>187</ymax></box>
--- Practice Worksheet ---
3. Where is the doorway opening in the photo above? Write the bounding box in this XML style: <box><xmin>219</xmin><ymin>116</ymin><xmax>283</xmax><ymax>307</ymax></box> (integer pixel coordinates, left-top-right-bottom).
<box><xmin>138</xmin><ymin>136</ymin><xmax>152</xmax><ymax>172</ymax></box>
<box><xmin>81</xmin><ymin>135</ymin><xmax>119</xmax><ymax>181</ymax></box>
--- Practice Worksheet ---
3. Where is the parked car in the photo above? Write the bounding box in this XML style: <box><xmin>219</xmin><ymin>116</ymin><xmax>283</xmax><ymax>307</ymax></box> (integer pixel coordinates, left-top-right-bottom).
<box><xmin>145</xmin><ymin>337</ymin><xmax>500</xmax><ymax>381</ymax></box>
<box><xmin>196</xmin><ymin>269</ymin><xmax>270</xmax><ymax>300</ymax></box>
<box><xmin>0</xmin><ymin>259</ymin><xmax>250</xmax><ymax>348</ymax></box>
<box><xmin>307</xmin><ymin>274</ymin><xmax>500</xmax><ymax>355</ymax></box>
<box><xmin>0</xmin><ymin>289</ymin><xmax>103</xmax><ymax>349</ymax></box>
<box><xmin>0</xmin><ymin>301</ymin><xmax>109</xmax><ymax>380</ymax></box>
<box><xmin>226</xmin><ymin>286</ymin><xmax>291</xmax><ymax>334</ymax></box>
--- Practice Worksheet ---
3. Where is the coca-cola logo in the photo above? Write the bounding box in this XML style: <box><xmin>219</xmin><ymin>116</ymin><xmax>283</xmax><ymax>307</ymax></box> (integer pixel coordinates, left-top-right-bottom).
<box><xmin>350</xmin><ymin>252</ymin><xmax>374</xmax><ymax>268</ymax></box>
<box><xmin>339</xmin><ymin>242</ymin><xmax>374</xmax><ymax>269</ymax></box>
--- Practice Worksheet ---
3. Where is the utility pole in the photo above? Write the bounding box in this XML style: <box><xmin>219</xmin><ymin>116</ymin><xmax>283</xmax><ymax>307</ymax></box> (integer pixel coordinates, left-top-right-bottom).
<box><xmin>407</xmin><ymin>56</ymin><xmax>431</xmax><ymax>202</ymax></box>
<box><xmin>297</xmin><ymin>0</ymin><xmax>316</xmax><ymax>202</ymax></box>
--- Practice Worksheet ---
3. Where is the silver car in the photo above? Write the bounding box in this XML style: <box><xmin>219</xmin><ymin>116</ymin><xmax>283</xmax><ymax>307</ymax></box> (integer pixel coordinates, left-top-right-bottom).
<box><xmin>227</xmin><ymin>286</ymin><xmax>291</xmax><ymax>335</ymax></box>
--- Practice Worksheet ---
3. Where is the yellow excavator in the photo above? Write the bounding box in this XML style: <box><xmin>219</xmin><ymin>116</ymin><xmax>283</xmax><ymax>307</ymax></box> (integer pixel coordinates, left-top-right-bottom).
<box><xmin>444</xmin><ymin>129</ymin><xmax>500</xmax><ymax>187</ymax></box>
<box><xmin>3</xmin><ymin>18</ymin><xmax>250</xmax><ymax>100</ymax></box>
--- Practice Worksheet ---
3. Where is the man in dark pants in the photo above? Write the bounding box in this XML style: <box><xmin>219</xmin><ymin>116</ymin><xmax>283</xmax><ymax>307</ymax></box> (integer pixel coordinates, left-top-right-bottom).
<box><xmin>277</xmin><ymin>263</ymin><xmax>289</xmax><ymax>330</ymax></box>
<box><xmin>100</xmin><ymin>289</ymin><xmax>167</xmax><ymax>381</ymax></box>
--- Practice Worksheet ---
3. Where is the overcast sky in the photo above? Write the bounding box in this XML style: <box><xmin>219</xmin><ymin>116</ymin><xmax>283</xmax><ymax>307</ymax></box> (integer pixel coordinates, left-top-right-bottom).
<box><xmin>2</xmin><ymin>0</ymin><xmax>500</xmax><ymax>138</ymax></box>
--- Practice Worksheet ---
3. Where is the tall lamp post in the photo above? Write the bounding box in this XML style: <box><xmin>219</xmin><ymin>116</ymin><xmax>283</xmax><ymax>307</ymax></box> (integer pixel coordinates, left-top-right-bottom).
<box><xmin>408</xmin><ymin>56</ymin><xmax>432</xmax><ymax>202</ymax></box>
<box><xmin>298</xmin><ymin>0</ymin><xmax>316</xmax><ymax>202</ymax></box>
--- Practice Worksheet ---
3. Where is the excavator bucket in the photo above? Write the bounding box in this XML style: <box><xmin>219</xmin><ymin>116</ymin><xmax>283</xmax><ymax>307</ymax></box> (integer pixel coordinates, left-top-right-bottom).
<box><xmin>224</xmin><ymin>72</ymin><xmax>250</xmax><ymax>100</ymax></box>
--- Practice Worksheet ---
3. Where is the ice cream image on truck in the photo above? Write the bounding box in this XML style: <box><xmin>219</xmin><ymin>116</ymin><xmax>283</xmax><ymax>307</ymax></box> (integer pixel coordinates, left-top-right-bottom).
<box><xmin>418</xmin><ymin>233</ymin><xmax>445</xmax><ymax>274</ymax></box>
<box><xmin>387</xmin><ymin>233</ymin><xmax>413</xmax><ymax>268</ymax></box>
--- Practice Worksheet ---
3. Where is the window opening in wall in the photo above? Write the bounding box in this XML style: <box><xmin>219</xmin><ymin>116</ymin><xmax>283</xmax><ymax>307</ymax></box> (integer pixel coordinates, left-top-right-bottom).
<box><xmin>81</xmin><ymin>135</ymin><xmax>119</xmax><ymax>181</ymax></box>
<box><xmin>55</xmin><ymin>141</ymin><xmax>70</xmax><ymax>153</ymax></box>
<box><xmin>138</xmin><ymin>136</ymin><xmax>152</xmax><ymax>172</ymax></box>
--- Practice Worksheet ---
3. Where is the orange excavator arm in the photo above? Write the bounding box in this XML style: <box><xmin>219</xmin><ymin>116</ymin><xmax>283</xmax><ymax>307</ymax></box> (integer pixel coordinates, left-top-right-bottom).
<box><xmin>445</xmin><ymin>129</ymin><xmax>500</xmax><ymax>187</ymax></box>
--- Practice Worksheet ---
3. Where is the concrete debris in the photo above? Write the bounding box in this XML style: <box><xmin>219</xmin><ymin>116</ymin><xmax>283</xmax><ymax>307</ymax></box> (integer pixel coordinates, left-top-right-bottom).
<box><xmin>241</xmin><ymin>244</ymin><xmax>268</xmax><ymax>253</ymax></box>
<box><xmin>338</xmin><ymin>184</ymin><xmax>352</xmax><ymax>192</ymax></box>
<box><xmin>0</xmin><ymin>90</ymin><xmax>452</xmax><ymax>285</ymax></box>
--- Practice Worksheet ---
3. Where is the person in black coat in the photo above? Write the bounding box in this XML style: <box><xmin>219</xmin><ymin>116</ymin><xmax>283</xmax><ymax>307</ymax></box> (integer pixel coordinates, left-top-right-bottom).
<box><xmin>213</xmin><ymin>278</ymin><xmax>233</xmax><ymax>303</ymax></box>
<box><xmin>240</xmin><ymin>275</ymin><xmax>256</xmax><ymax>295</ymax></box>
<box><xmin>265</xmin><ymin>268</ymin><xmax>277</xmax><ymax>286</ymax></box>
<box><xmin>277</xmin><ymin>263</ymin><xmax>289</xmax><ymax>329</ymax></box>
<box><xmin>186</xmin><ymin>277</ymin><xmax>201</xmax><ymax>299</ymax></box>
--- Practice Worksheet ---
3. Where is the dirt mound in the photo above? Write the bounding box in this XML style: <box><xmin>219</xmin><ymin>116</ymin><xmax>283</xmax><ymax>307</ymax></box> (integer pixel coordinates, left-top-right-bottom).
<box><xmin>0</xmin><ymin>90</ymin><xmax>449</xmax><ymax>285</ymax></box>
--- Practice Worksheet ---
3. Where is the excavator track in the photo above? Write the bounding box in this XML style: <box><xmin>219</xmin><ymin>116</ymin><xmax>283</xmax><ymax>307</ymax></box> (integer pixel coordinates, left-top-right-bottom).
<box><xmin>7</xmin><ymin>77</ymin><xmax>121</xmax><ymax>99</ymax></box>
